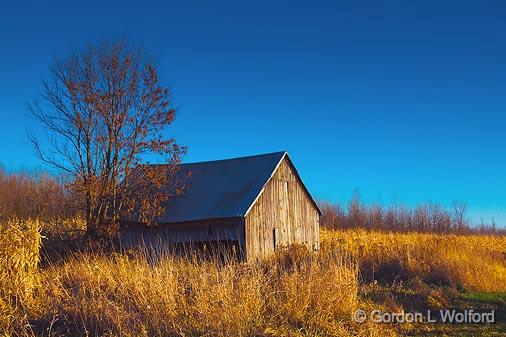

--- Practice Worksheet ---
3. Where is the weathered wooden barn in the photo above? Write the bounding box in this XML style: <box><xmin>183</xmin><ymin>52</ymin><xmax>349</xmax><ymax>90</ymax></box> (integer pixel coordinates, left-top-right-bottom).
<box><xmin>119</xmin><ymin>151</ymin><xmax>321</xmax><ymax>260</ymax></box>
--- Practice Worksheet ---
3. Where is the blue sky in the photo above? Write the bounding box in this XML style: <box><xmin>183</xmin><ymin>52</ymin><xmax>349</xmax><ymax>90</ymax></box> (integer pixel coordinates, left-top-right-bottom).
<box><xmin>1</xmin><ymin>0</ymin><xmax>505</xmax><ymax>225</ymax></box>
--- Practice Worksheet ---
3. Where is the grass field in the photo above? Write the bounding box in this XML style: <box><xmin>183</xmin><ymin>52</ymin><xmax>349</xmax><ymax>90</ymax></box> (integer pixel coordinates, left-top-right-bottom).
<box><xmin>1</xmin><ymin>220</ymin><xmax>505</xmax><ymax>336</ymax></box>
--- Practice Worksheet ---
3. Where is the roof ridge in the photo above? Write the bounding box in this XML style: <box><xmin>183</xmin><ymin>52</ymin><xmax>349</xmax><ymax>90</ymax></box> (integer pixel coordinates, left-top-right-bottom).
<box><xmin>179</xmin><ymin>151</ymin><xmax>287</xmax><ymax>166</ymax></box>
<box><xmin>143</xmin><ymin>151</ymin><xmax>287</xmax><ymax>167</ymax></box>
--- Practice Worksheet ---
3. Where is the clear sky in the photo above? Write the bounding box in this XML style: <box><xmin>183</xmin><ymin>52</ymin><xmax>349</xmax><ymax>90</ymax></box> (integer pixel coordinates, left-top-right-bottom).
<box><xmin>1</xmin><ymin>0</ymin><xmax>505</xmax><ymax>225</ymax></box>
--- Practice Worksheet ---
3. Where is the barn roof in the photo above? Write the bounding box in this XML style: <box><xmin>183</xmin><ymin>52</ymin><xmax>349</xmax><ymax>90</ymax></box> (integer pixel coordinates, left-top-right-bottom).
<box><xmin>151</xmin><ymin>151</ymin><xmax>321</xmax><ymax>224</ymax></box>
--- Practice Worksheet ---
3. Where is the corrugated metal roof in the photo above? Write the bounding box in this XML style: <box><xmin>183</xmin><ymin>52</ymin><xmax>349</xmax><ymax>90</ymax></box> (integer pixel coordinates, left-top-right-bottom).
<box><xmin>128</xmin><ymin>151</ymin><xmax>320</xmax><ymax>224</ymax></box>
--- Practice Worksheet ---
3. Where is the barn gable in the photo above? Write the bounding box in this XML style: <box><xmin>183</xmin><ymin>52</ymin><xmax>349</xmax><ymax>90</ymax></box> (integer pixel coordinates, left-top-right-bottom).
<box><xmin>244</xmin><ymin>156</ymin><xmax>321</xmax><ymax>259</ymax></box>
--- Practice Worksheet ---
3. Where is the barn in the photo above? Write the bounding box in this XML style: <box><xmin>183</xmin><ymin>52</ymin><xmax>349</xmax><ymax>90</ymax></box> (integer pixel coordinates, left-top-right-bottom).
<box><xmin>119</xmin><ymin>151</ymin><xmax>321</xmax><ymax>260</ymax></box>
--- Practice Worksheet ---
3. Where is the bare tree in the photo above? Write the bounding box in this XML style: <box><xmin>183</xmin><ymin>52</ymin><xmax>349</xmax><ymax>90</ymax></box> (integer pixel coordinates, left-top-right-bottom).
<box><xmin>28</xmin><ymin>38</ymin><xmax>186</xmax><ymax>236</ymax></box>
<box><xmin>452</xmin><ymin>201</ymin><xmax>468</xmax><ymax>232</ymax></box>
<box><xmin>348</xmin><ymin>190</ymin><xmax>365</xmax><ymax>228</ymax></box>
<box><xmin>318</xmin><ymin>201</ymin><xmax>339</xmax><ymax>229</ymax></box>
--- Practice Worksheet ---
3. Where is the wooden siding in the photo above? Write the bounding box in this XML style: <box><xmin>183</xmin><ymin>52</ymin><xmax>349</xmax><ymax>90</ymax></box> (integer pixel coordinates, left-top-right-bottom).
<box><xmin>119</xmin><ymin>217</ymin><xmax>245</xmax><ymax>254</ymax></box>
<box><xmin>245</xmin><ymin>157</ymin><xmax>320</xmax><ymax>260</ymax></box>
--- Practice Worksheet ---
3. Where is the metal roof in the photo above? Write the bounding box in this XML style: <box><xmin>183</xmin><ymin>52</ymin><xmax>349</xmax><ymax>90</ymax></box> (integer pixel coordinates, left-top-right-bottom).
<box><xmin>145</xmin><ymin>151</ymin><xmax>321</xmax><ymax>224</ymax></box>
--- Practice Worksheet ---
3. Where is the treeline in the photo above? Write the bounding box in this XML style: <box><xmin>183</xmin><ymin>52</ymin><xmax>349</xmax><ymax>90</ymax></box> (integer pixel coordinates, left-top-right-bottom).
<box><xmin>319</xmin><ymin>193</ymin><xmax>505</xmax><ymax>235</ymax></box>
<box><xmin>0</xmin><ymin>168</ymin><xmax>78</xmax><ymax>222</ymax></box>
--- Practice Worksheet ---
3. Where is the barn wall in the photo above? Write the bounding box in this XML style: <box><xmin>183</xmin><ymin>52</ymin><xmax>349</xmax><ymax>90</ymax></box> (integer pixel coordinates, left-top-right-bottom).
<box><xmin>119</xmin><ymin>217</ymin><xmax>245</xmax><ymax>254</ymax></box>
<box><xmin>245</xmin><ymin>157</ymin><xmax>320</xmax><ymax>260</ymax></box>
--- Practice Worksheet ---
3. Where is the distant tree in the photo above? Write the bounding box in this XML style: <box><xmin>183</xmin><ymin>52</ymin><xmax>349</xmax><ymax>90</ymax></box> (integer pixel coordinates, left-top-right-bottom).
<box><xmin>28</xmin><ymin>38</ymin><xmax>186</xmax><ymax>237</ymax></box>
<box><xmin>348</xmin><ymin>190</ymin><xmax>365</xmax><ymax>228</ymax></box>
<box><xmin>452</xmin><ymin>201</ymin><xmax>468</xmax><ymax>232</ymax></box>
<box><xmin>318</xmin><ymin>201</ymin><xmax>339</xmax><ymax>229</ymax></box>
<box><xmin>368</xmin><ymin>204</ymin><xmax>383</xmax><ymax>230</ymax></box>
<box><xmin>0</xmin><ymin>169</ymin><xmax>75</xmax><ymax>222</ymax></box>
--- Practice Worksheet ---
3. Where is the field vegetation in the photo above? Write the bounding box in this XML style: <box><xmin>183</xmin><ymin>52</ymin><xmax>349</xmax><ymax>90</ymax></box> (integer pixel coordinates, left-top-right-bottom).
<box><xmin>1</xmin><ymin>215</ymin><xmax>505</xmax><ymax>336</ymax></box>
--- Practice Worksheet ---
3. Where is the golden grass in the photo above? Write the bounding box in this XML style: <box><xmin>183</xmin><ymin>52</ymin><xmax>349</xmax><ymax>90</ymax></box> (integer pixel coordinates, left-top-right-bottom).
<box><xmin>2</xmin><ymin>220</ymin><xmax>505</xmax><ymax>336</ymax></box>
<box><xmin>321</xmin><ymin>228</ymin><xmax>506</xmax><ymax>292</ymax></box>
<box><xmin>0</xmin><ymin>219</ymin><xmax>41</xmax><ymax>335</ymax></box>
<box><xmin>33</xmin><ymin>249</ymin><xmax>380</xmax><ymax>337</ymax></box>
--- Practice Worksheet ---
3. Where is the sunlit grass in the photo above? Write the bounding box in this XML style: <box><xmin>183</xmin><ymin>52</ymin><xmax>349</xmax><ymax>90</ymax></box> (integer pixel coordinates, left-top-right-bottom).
<box><xmin>322</xmin><ymin>228</ymin><xmax>506</xmax><ymax>292</ymax></box>
<box><xmin>2</xmin><ymin>220</ymin><xmax>505</xmax><ymax>336</ymax></box>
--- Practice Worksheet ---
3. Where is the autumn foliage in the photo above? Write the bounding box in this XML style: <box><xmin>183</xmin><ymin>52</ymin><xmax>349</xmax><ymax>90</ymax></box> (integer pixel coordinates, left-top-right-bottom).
<box><xmin>28</xmin><ymin>39</ymin><xmax>185</xmax><ymax>236</ymax></box>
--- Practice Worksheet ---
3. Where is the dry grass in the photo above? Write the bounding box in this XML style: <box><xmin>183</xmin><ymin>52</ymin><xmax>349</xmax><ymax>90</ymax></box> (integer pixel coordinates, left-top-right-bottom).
<box><xmin>0</xmin><ymin>219</ymin><xmax>41</xmax><ymax>335</ymax></box>
<box><xmin>32</xmin><ymin>248</ymin><xmax>381</xmax><ymax>337</ymax></box>
<box><xmin>321</xmin><ymin>228</ymin><xmax>506</xmax><ymax>292</ymax></box>
<box><xmin>2</xmin><ymin>220</ymin><xmax>506</xmax><ymax>336</ymax></box>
